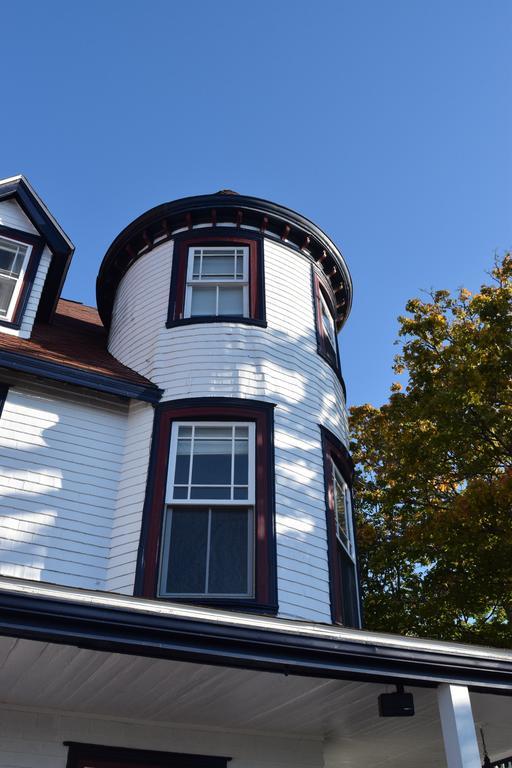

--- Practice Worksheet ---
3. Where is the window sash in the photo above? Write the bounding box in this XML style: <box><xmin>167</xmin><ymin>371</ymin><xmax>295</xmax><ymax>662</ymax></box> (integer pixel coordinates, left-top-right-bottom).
<box><xmin>166</xmin><ymin>421</ymin><xmax>256</xmax><ymax>505</ymax></box>
<box><xmin>159</xmin><ymin>505</ymin><xmax>255</xmax><ymax>598</ymax></box>
<box><xmin>332</xmin><ymin>460</ymin><xmax>355</xmax><ymax>560</ymax></box>
<box><xmin>184</xmin><ymin>246</ymin><xmax>249</xmax><ymax>318</ymax></box>
<box><xmin>320</xmin><ymin>290</ymin><xmax>337</xmax><ymax>352</ymax></box>
<box><xmin>0</xmin><ymin>236</ymin><xmax>32</xmax><ymax>321</ymax></box>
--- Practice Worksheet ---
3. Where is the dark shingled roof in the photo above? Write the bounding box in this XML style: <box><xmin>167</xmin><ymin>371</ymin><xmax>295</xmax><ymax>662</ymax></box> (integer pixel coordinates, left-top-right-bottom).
<box><xmin>0</xmin><ymin>299</ymin><xmax>159</xmax><ymax>395</ymax></box>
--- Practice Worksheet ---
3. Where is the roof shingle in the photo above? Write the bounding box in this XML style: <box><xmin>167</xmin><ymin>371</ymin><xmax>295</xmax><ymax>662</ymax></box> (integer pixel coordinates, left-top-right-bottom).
<box><xmin>0</xmin><ymin>299</ymin><xmax>158</xmax><ymax>394</ymax></box>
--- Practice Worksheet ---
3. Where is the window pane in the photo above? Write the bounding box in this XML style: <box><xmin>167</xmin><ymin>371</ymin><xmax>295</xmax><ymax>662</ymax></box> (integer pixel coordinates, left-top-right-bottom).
<box><xmin>321</xmin><ymin>295</ymin><xmax>337</xmax><ymax>349</ymax></box>
<box><xmin>165</xmin><ymin>509</ymin><xmax>208</xmax><ymax>594</ymax></box>
<box><xmin>172</xmin><ymin>486</ymin><xmax>188</xmax><ymax>499</ymax></box>
<box><xmin>233</xmin><ymin>486</ymin><xmax>249</xmax><ymax>500</ymax></box>
<box><xmin>174</xmin><ymin>438</ymin><xmax>191</xmax><ymax>484</ymax></box>
<box><xmin>236</xmin><ymin>254</ymin><xmax>244</xmax><ymax>279</ymax></box>
<box><xmin>218</xmin><ymin>286</ymin><xmax>244</xmax><ymax>315</ymax></box>
<box><xmin>339</xmin><ymin>546</ymin><xmax>359</xmax><ymax>627</ymax></box>
<box><xmin>201</xmin><ymin>250</ymin><xmax>236</xmax><ymax>278</ymax></box>
<box><xmin>192</xmin><ymin>438</ymin><xmax>231</xmax><ymax>484</ymax></box>
<box><xmin>190</xmin><ymin>486</ymin><xmax>231</xmax><ymax>499</ymax></box>
<box><xmin>192</xmin><ymin>253</ymin><xmax>201</xmax><ymax>278</ymax></box>
<box><xmin>234</xmin><ymin>439</ymin><xmax>248</xmax><ymax>484</ymax></box>
<box><xmin>208</xmin><ymin>509</ymin><xmax>249</xmax><ymax>594</ymax></box>
<box><xmin>235</xmin><ymin>426</ymin><xmax>248</xmax><ymax>438</ymax></box>
<box><xmin>0</xmin><ymin>239</ymin><xmax>27</xmax><ymax>277</ymax></box>
<box><xmin>195</xmin><ymin>426</ymin><xmax>232</xmax><ymax>439</ymax></box>
<box><xmin>178</xmin><ymin>426</ymin><xmax>192</xmax><ymax>437</ymax></box>
<box><xmin>333</xmin><ymin>466</ymin><xmax>349</xmax><ymax>547</ymax></box>
<box><xmin>0</xmin><ymin>276</ymin><xmax>17</xmax><ymax>316</ymax></box>
<box><xmin>190</xmin><ymin>286</ymin><xmax>216</xmax><ymax>316</ymax></box>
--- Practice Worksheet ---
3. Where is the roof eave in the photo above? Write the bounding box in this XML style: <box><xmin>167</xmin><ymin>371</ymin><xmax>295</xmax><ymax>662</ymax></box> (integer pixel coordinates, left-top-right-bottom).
<box><xmin>0</xmin><ymin>350</ymin><xmax>162</xmax><ymax>403</ymax></box>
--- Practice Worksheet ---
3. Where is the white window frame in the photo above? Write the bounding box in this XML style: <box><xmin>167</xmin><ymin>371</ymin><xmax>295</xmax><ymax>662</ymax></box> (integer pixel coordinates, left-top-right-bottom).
<box><xmin>332</xmin><ymin>460</ymin><xmax>356</xmax><ymax>560</ymax></box>
<box><xmin>0</xmin><ymin>235</ymin><xmax>33</xmax><ymax>323</ymax></box>
<box><xmin>183</xmin><ymin>245</ymin><xmax>249</xmax><ymax>319</ymax></box>
<box><xmin>166</xmin><ymin>421</ymin><xmax>256</xmax><ymax>504</ymax></box>
<box><xmin>159</xmin><ymin>421</ymin><xmax>256</xmax><ymax>599</ymax></box>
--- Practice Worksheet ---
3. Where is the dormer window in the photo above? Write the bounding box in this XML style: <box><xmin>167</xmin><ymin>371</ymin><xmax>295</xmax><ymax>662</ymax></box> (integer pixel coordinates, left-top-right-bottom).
<box><xmin>0</xmin><ymin>236</ymin><xmax>32</xmax><ymax>322</ymax></box>
<box><xmin>167</xmin><ymin>230</ymin><xmax>266</xmax><ymax>327</ymax></box>
<box><xmin>185</xmin><ymin>246</ymin><xmax>249</xmax><ymax>318</ymax></box>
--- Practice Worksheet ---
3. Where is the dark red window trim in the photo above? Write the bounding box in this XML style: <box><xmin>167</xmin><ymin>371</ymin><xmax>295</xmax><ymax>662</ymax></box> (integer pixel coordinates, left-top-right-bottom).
<box><xmin>0</xmin><ymin>225</ymin><xmax>45</xmax><ymax>330</ymax></box>
<box><xmin>134</xmin><ymin>398</ymin><xmax>277</xmax><ymax>614</ymax></box>
<box><xmin>64</xmin><ymin>742</ymin><xmax>230</xmax><ymax>768</ymax></box>
<box><xmin>320</xmin><ymin>425</ymin><xmax>362</xmax><ymax>629</ymax></box>
<box><xmin>166</xmin><ymin>229</ymin><xmax>266</xmax><ymax>328</ymax></box>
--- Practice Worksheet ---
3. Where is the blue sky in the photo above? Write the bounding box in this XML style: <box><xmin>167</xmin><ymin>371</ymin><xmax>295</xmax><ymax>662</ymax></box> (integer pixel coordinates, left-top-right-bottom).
<box><xmin>2</xmin><ymin>1</ymin><xmax>510</xmax><ymax>407</ymax></box>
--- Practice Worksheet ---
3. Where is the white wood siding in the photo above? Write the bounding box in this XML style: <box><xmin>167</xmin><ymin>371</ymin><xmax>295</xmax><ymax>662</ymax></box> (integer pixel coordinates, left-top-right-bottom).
<box><xmin>16</xmin><ymin>245</ymin><xmax>52</xmax><ymax>338</ymax></box>
<box><xmin>109</xmin><ymin>240</ymin><xmax>173</xmax><ymax>379</ymax></box>
<box><xmin>0</xmin><ymin>380</ymin><xmax>127</xmax><ymax>590</ymax></box>
<box><xmin>0</xmin><ymin>704</ymin><xmax>323</xmax><ymax>768</ymax></box>
<box><xmin>109</xmin><ymin>236</ymin><xmax>349</xmax><ymax>623</ymax></box>
<box><xmin>107</xmin><ymin>399</ymin><xmax>154</xmax><ymax>594</ymax></box>
<box><xmin>0</xmin><ymin>199</ymin><xmax>38</xmax><ymax>234</ymax></box>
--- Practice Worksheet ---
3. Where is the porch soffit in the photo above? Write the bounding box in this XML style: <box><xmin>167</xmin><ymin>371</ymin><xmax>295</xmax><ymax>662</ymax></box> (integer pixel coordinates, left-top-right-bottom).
<box><xmin>0</xmin><ymin>636</ymin><xmax>511</xmax><ymax>768</ymax></box>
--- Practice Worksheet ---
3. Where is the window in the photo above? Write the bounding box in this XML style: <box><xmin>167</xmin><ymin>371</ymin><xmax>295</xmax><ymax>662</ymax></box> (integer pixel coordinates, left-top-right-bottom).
<box><xmin>136</xmin><ymin>399</ymin><xmax>277</xmax><ymax>612</ymax></box>
<box><xmin>0</xmin><ymin>236</ymin><xmax>32</xmax><ymax>322</ymax></box>
<box><xmin>321</xmin><ymin>426</ymin><xmax>361</xmax><ymax>628</ymax></box>
<box><xmin>185</xmin><ymin>246</ymin><xmax>249</xmax><ymax>318</ymax></box>
<box><xmin>65</xmin><ymin>742</ymin><xmax>230</xmax><ymax>768</ymax></box>
<box><xmin>313</xmin><ymin>270</ymin><xmax>339</xmax><ymax>370</ymax></box>
<box><xmin>167</xmin><ymin>231</ymin><xmax>265</xmax><ymax>327</ymax></box>
<box><xmin>160</xmin><ymin>422</ymin><xmax>255</xmax><ymax>598</ymax></box>
<box><xmin>0</xmin><ymin>226</ymin><xmax>44</xmax><ymax>329</ymax></box>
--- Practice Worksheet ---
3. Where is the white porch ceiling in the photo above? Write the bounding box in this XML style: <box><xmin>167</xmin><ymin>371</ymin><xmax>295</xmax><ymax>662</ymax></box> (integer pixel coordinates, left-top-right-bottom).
<box><xmin>0</xmin><ymin>635</ymin><xmax>510</xmax><ymax>767</ymax></box>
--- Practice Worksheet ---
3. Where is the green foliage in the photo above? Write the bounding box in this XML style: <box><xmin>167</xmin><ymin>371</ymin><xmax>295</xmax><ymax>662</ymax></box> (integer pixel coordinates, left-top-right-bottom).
<box><xmin>350</xmin><ymin>254</ymin><xmax>512</xmax><ymax>647</ymax></box>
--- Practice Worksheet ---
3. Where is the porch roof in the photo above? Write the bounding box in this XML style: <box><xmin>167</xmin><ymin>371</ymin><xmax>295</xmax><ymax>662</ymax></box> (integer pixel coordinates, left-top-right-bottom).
<box><xmin>0</xmin><ymin>576</ymin><xmax>511</xmax><ymax>695</ymax></box>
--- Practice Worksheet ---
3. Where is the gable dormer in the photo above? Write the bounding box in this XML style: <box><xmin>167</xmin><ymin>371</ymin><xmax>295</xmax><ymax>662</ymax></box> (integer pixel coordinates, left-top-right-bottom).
<box><xmin>0</xmin><ymin>175</ymin><xmax>74</xmax><ymax>338</ymax></box>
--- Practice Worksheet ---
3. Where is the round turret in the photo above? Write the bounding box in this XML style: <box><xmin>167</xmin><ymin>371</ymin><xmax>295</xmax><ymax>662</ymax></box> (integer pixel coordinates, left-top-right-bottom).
<box><xmin>98</xmin><ymin>192</ymin><xmax>360</xmax><ymax>627</ymax></box>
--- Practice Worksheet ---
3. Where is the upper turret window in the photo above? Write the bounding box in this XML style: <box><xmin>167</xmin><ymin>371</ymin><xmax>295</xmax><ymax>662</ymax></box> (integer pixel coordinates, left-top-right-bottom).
<box><xmin>167</xmin><ymin>230</ymin><xmax>266</xmax><ymax>328</ymax></box>
<box><xmin>0</xmin><ymin>236</ymin><xmax>32</xmax><ymax>322</ymax></box>
<box><xmin>185</xmin><ymin>246</ymin><xmax>249</xmax><ymax>318</ymax></box>
<box><xmin>313</xmin><ymin>270</ymin><xmax>341</xmax><ymax>375</ymax></box>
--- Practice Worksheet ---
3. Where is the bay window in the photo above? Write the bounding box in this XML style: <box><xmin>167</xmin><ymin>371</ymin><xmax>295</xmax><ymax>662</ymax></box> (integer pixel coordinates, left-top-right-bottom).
<box><xmin>167</xmin><ymin>231</ymin><xmax>265</xmax><ymax>327</ymax></box>
<box><xmin>136</xmin><ymin>399</ymin><xmax>277</xmax><ymax>612</ymax></box>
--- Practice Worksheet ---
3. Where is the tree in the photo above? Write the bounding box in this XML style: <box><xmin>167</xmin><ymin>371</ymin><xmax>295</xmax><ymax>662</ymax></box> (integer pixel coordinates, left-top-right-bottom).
<box><xmin>350</xmin><ymin>254</ymin><xmax>512</xmax><ymax>647</ymax></box>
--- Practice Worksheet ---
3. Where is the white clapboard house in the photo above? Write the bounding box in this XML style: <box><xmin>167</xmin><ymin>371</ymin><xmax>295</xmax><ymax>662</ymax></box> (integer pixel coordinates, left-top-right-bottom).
<box><xmin>0</xmin><ymin>175</ymin><xmax>510</xmax><ymax>768</ymax></box>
